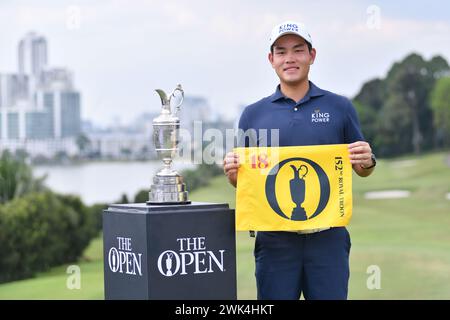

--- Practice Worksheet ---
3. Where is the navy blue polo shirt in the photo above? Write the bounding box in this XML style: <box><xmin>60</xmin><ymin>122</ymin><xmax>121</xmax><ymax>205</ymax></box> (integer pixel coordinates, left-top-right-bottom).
<box><xmin>238</xmin><ymin>81</ymin><xmax>364</xmax><ymax>147</ymax></box>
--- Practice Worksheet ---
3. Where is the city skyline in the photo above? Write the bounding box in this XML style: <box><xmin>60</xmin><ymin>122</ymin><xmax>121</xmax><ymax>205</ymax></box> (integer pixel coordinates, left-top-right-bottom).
<box><xmin>1</xmin><ymin>0</ymin><xmax>450</xmax><ymax>127</ymax></box>
<box><xmin>0</xmin><ymin>30</ymin><xmax>82</xmax><ymax>158</ymax></box>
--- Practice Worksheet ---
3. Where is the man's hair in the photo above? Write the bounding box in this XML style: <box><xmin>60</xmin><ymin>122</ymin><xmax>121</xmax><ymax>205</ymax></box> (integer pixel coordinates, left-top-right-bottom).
<box><xmin>270</xmin><ymin>41</ymin><xmax>312</xmax><ymax>54</ymax></box>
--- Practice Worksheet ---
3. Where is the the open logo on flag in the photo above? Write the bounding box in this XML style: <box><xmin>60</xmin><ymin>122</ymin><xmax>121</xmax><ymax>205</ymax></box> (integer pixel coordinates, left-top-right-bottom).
<box><xmin>234</xmin><ymin>144</ymin><xmax>352</xmax><ymax>231</ymax></box>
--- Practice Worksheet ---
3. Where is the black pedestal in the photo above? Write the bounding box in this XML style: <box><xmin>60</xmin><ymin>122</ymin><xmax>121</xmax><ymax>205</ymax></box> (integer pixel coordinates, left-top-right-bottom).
<box><xmin>103</xmin><ymin>202</ymin><xmax>236</xmax><ymax>300</ymax></box>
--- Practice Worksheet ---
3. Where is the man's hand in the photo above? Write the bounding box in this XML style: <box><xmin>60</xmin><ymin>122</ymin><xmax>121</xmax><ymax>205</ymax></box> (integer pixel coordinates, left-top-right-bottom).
<box><xmin>348</xmin><ymin>141</ymin><xmax>375</xmax><ymax>177</ymax></box>
<box><xmin>223</xmin><ymin>152</ymin><xmax>240</xmax><ymax>188</ymax></box>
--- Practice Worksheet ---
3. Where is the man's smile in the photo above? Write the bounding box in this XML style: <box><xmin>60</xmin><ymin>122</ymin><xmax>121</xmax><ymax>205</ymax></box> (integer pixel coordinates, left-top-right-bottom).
<box><xmin>283</xmin><ymin>66</ymin><xmax>300</xmax><ymax>72</ymax></box>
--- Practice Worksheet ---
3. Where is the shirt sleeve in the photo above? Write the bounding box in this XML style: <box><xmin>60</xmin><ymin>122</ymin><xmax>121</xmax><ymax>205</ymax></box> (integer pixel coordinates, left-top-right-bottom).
<box><xmin>237</xmin><ymin>108</ymin><xmax>250</xmax><ymax>147</ymax></box>
<box><xmin>237</xmin><ymin>105</ymin><xmax>262</xmax><ymax>148</ymax></box>
<box><xmin>344</xmin><ymin>99</ymin><xmax>365</xmax><ymax>144</ymax></box>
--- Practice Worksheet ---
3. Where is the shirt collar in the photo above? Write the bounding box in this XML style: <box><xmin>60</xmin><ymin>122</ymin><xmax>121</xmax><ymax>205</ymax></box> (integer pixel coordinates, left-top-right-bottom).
<box><xmin>270</xmin><ymin>81</ymin><xmax>325</xmax><ymax>103</ymax></box>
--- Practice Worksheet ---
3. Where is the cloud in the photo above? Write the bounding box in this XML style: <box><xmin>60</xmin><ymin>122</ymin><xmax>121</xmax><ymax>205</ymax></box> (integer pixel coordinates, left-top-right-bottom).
<box><xmin>1</xmin><ymin>0</ymin><xmax>449</xmax><ymax>126</ymax></box>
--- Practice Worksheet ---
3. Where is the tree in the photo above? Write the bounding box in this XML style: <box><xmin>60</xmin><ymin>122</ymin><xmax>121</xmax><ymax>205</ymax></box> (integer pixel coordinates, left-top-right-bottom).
<box><xmin>134</xmin><ymin>189</ymin><xmax>149</xmax><ymax>203</ymax></box>
<box><xmin>0</xmin><ymin>150</ymin><xmax>46</xmax><ymax>204</ymax></box>
<box><xmin>375</xmin><ymin>93</ymin><xmax>413</xmax><ymax>157</ymax></box>
<box><xmin>353</xmin><ymin>53</ymin><xmax>450</xmax><ymax>157</ymax></box>
<box><xmin>119</xmin><ymin>193</ymin><xmax>129</xmax><ymax>204</ymax></box>
<box><xmin>386</xmin><ymin>54</ymin><xmax>431</xmax><ymax>154</ymax></box>
<box><xmin>352</xmin><ymin>101</ymin><xmax>378</xmax><ymax>153</ymax></box>
<box><xmin>353</xmin><ymin>78</ymin><xmax>386</xmax><ymax>112</ymax></box>
<box><xmin>76</xmin><ymin>134</ymin><xmax>91</xmax><ymax>156</ymax></box>
<box><xmin>428</xmin><ymin>56</ymin><xmax>450</xmax><ymax>80</ymax></box>
<box><xmin>430</xmin><ymin>77</ymin><xmax>450</xmax><ymax>148</ymax></box>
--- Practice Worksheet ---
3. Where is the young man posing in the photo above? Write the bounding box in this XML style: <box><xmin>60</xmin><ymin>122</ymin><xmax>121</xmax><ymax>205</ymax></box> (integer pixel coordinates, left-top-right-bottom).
<box><xmin>223</xmin><ymin>21</ymin><xmax>376</xmax><ymax>300</ymax></box>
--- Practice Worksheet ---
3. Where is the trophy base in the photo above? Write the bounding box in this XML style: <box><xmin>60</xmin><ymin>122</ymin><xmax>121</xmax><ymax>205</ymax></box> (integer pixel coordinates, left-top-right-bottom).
<box><xmin>146</xmin><ymin>200</ymin><xmax>191</xmax><ymax>205</ymax></box>
<box><xmin>147</xmin><ymin>175</ymin><xmax>190</xmax><ymax>205</ymax></box>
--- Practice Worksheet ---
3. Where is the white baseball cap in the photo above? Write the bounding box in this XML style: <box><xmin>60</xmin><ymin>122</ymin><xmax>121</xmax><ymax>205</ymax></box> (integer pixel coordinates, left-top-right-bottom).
<box><xmin>269</xmin><ymin>21</ymin><xmax>313</xmax><ymax>49</ymax></box>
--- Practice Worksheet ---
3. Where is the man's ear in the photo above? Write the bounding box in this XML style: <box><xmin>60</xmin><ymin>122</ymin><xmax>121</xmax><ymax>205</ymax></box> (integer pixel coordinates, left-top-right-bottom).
<box><xmin>309</xmin><ymin>48</ymin><xmax>317</xmax><ymax>65</ymax></box>
<box><xmin>268</xmin><ymin>52</ymin><xmax>274</xmax><ymax>67</ymax></box>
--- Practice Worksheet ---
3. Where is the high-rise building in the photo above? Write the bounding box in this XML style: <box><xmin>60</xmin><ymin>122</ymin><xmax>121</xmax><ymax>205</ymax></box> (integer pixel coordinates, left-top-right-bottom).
<box><xmin>60</xmin><ymin>91</ymin><xmax>81</xmax><ymax>138</ymax></box>
<box><xmin>18</xmin><ymin>32</ymin><xmax>48</xmax><ymax>77</ymax></box>
<box><xmin>38</xmin><ymin>67</ymin><xmax>74</xmax><ymax>91</ymax></box>
<box><xmin>25</xmin><ymin>90</ymin><xmax>80</xmax><ymax>139</ymax></box>
<box><xmin>0</xmin><ymin>32</ymin><xmax>81</xmax><ymax>158</ymax></box>
<box><xmin>0</xmin><ymin>73</ymin><xmax>29</xmax><ymax>108</ymax></box>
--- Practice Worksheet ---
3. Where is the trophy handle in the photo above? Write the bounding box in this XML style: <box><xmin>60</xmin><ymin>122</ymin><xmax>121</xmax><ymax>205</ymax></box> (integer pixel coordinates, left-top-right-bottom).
<box><xmin>299</xmin><ymin>165</ymin><xmax>308</xmax><ymax>179</ymax></box>
<box><xmin>155</xmin><ymin>89</ymin><xmax>170</xmax><ymax>106</ymax></box>
<box><xmin>170</xmin><ymin>84</ymin><xmax>184</xmax><ymax>115</ymax></box>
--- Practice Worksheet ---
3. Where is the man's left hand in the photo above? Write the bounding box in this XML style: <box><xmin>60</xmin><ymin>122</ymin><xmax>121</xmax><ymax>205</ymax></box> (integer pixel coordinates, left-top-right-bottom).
<box><xmin>348</xmin><ymin>141</ymin><xmax>373</xmax><ymax>169</ymax></box>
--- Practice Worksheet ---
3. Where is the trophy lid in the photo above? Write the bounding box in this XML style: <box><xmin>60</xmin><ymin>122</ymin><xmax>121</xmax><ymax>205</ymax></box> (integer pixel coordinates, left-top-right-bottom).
<box><xmin>153</xmin><ymin>85</ymin><xmax>183</xmax><ymax>124</ymax></box>
<box><xmin>153</xmin><ymin>112</ymin><xmax>180</xmax><ymax>124</ymax></box>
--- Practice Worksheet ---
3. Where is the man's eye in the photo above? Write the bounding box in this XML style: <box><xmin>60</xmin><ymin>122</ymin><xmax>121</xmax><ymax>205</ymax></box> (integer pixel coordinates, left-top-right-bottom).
<box><xmin>277</xmin><ymin>52</ymin><xmax>285</xmax><ymax>55</ymax></box>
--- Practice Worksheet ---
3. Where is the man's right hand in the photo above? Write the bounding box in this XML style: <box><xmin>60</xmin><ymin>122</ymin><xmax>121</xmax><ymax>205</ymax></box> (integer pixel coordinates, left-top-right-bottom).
<box><xmin>223</xmin><ymin>152</ymin><xmax>240</xmax><ymax>188</ymax></box>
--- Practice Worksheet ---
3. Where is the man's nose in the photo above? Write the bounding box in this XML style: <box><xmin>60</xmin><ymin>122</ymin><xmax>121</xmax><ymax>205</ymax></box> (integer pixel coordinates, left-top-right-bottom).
<box><xmin>285</xmin><ymin>51</ymin><xmax>295</xmax><ymax>63</ymax></box>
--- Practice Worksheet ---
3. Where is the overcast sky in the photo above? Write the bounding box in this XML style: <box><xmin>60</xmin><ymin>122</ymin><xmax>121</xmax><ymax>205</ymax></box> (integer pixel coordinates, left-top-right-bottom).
<box><xmin>1</xmin><ymin>0</ymin><xmax>449</xmax><ymax>127</ymax></box>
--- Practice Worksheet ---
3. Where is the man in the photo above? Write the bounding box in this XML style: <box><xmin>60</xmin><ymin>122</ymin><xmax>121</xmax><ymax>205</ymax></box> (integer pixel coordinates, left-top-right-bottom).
<box><xmin>223</xmin><ymin>21</ymin><xmax>376</xmax><ymax>300</ymax></box>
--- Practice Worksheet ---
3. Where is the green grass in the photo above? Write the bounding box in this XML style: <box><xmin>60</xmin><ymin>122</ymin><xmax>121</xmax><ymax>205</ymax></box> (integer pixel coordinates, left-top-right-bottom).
<box><xmin>0</xmin><ymin>237</ymin><xmax>104</xmax><ymax>299</ymax></box>
<box><xmin>1</xmin><ymin>152</ymin><xmax>449</xmax><ymax>299</ymax></box>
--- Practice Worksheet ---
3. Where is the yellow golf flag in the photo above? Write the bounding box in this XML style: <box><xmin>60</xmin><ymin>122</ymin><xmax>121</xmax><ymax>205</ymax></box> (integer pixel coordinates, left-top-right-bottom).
<box><xmin>235</xmin><ymin>144</ymin><xmax>352</xmax><ymax>231</ymax></box>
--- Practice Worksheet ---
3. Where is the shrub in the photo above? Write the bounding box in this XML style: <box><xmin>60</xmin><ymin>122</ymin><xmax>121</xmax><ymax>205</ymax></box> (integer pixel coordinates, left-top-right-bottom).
<box><xmin>0</xmin><ymin>150</ymin><xmax>45</xmax><ymax>204</ymax></box>
<box><xmin>0</xmin><ymin>191</ymin><xmax>102</xmax><ymax>283</ymax></box>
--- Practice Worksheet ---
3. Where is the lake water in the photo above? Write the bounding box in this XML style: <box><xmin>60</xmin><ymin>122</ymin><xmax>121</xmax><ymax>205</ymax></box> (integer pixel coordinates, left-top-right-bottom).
<box><xmin>33</xmin><ymin>161</ymin><xmax>196</xmax><ymax>205</ymax></box>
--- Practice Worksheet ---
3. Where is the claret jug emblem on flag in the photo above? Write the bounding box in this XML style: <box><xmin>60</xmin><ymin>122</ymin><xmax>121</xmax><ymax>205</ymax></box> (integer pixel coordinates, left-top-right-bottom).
<box><xmin>265</xmin><ymin>158</ymin><xmax>330</xmax><ymax>222</ymax></box>
<box><xmin>289</xmin><ymin>164</ymin><xmax>309</xmax><ymax>220</ymax></box>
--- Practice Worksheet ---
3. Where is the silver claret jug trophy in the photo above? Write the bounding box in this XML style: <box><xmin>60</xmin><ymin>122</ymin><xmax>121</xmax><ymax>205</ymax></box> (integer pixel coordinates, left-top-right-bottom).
<box><xmin>147</xmin><ymin>84</ymin><xmax>191</xmax><ymax>205</ymax></box>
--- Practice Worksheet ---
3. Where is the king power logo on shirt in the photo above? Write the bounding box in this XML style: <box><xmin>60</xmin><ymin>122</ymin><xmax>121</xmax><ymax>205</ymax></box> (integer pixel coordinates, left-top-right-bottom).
<box><xmin>311</xmin><ymin>109</ymin><xmax>330</xmax><ymax>123</ymax></box>
<box><xmin>234</xmin><ymin>144</ymin><xmax>352</xmax><ymax>231</ymax></box>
